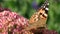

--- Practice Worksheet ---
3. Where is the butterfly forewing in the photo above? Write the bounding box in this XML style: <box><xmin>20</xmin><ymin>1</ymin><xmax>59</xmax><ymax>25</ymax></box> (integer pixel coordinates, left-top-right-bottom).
<box><xmin>26</xmin><ymin>0</ymin><xmax>49</xmax><ymax>30</ymax></box>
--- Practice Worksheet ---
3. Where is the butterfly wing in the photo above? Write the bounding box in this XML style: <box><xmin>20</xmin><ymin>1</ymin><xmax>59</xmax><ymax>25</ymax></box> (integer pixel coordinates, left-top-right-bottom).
<box><xmin>29</xmin><ymin>9</ymin><xmax>48</xmax><ymax>28</ymax></box>
<box><xmin>25</xmin><ymin>0</ymin><xmax>49</xmax><ymax>30</ymax></box>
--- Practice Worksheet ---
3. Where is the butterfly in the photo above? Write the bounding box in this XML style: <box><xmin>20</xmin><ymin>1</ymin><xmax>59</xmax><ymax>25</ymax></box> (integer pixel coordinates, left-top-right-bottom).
<box><xmin>25</xmin><ymin>0</ymin><xmax>49</xmax><ymax>30</ymax></box>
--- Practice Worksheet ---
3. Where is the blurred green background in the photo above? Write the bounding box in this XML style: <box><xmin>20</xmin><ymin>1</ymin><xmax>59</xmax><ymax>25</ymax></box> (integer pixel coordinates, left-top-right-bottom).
<box><xmin>0</xmin><ymin>0</ymin><xmax>60</xmax><ymax>34</ymax></box>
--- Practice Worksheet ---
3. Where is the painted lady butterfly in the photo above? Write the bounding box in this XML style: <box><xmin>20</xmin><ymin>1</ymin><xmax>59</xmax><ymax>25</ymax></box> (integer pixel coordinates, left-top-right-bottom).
<box><xmin>25</xmin><ymin>0</ymin><xmax>49</xmax><ymax>30</ymax></box>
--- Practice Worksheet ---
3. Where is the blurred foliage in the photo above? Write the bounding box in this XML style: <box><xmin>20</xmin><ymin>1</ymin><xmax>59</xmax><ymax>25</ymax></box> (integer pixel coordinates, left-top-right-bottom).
<box><xmin>0</xmin><ymin>0</ymin><xmax>60</xmax><ymax>34</ymax></box>
<box><xmin>48</xmin><ymin>0</ymin><xmax>60</xmax><ymax>34</ymax></box>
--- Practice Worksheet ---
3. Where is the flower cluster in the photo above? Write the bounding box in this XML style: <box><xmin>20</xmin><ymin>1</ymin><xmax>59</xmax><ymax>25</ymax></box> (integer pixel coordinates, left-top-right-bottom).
<box><xmin>0</xmin><ymin>8</ymin><xmax>58</xmax><ymax>34</ymax></box>
<box><xmin>0</xmin><ymin>8</ymin><xmax>29</xmax><ymax>34</ymax></box>
<box><xmin>30</xmin><ymin>28</ymin><xmax>58</xmax><ymax>34</ymax></box>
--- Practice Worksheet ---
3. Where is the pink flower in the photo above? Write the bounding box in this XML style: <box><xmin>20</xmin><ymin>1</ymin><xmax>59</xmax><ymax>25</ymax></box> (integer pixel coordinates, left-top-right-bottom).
<box><xmin>0</xmin><ymin>8</ymin><xmax>29</xmax><ymax>34</ymax></box>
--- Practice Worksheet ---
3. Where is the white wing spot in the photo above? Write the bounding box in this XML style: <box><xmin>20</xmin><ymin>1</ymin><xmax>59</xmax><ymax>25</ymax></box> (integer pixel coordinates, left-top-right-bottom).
<box><xmin>45</xmin><ymin>8</ymin><xmax>49</xmax><ymax>10</ymax></box>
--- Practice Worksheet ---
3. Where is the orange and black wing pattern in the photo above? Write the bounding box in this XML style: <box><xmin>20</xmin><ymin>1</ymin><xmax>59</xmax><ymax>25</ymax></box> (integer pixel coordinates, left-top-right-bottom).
<box><xmin>29</xmin><ymin>0</ymin><xmax>49</xmax><ymax>28</ymax></box>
